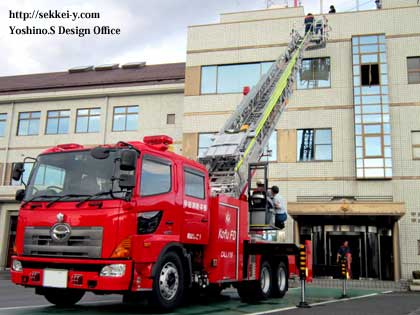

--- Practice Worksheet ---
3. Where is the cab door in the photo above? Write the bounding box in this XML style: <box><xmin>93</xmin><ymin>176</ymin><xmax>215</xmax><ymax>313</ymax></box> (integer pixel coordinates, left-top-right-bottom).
<box><xmin>180</xmin><ymin>166</ymin><xmax>209</xmax><ymax>244</ymax></box>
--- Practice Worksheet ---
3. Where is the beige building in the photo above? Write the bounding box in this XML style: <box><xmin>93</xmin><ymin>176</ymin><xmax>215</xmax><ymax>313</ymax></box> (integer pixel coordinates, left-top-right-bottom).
<box><xmin>1</xmin><ymin>0</ymin><xmax>420</xmax><ymax>281</ymax></box>
<box><xmin>0</xmin><ymin>62</ymin><xmax>185</xmax><ymax>269</ymax></box>
<box><xmin>183</xmin><ymin>0</ymin><xmax>420</xmax><ymax>280</ymax></box>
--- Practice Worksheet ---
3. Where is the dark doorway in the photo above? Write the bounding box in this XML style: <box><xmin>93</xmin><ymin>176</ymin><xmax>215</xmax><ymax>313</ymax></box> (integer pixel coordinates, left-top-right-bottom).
<box><xmin>379</xmin><ymin>234</ymin><xmax>394</xmax><ymax>280</ymax></box>
<box><xmin>6</xmin><ymin>216</ymin><xmax>18</xmax><ymax>268</ymax></box>
<box><xmin>328</xmin><ymin>233</ymin><xmax>362</xmax><ymax>279</ymax></box>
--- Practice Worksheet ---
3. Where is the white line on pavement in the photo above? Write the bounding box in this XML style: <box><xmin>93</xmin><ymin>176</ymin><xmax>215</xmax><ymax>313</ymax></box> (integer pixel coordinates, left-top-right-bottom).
<box><xmin>246</xmin><ymin>291</ymin><xmax>386</xmax><ymax>315</ymax></box>
<box><xmin>0</xmin><ymin>299</ymin><xmax>121</xmax><ymax>311</ymax></box>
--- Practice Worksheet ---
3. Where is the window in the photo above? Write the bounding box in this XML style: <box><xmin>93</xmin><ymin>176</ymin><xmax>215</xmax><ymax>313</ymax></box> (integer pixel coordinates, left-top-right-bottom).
<box><xmin>112</xmin><ymin>106</ymin><xmax>138</xmax><ymax>131</ymax></box>
<box><xmin>198</xmin><ymin>133</ymin><xmax>216</xmax><ymax>158</ymax></box>
<box><xmin>297</xmin><ymin>129</ymin><xmax>332</xmax><ymax>161</ymax></box>
<box><xmin>201</xmin><ymin>61</ymin><xmax>273</xmax><ymax>94</ymax></box>
<box><xmin>297</xmin><ymin>58</ymin><xmax>331</xmax><ymax>89</ymax></box>
<box><xmin>11</xmin><ymin>162</ymin><xmax>33</xmax><ymax>186</ymax></box>
<box><xmin>76</xmin><ymin>108</ymin><xmax>100</xmax><ymax>133</ymax></box>
<box><xmin>184</xmin><ymin>168</ymin><xmax>205</xmax><ymax>199</ymax></box>
<box><xmin>140</xmin><ymin>157</ymin><xmax>171</xmax><ymax>196</ymax></box>
<box><xmin>167</xmin><ymin>114</ymin><xmax>176</xmax><ymax>125</ymax></box>
<box><xmin>0</xmin><ymin>113</ymin><xmax>7</xmax><ymax>137</ymax></box>
<box><xmin>45</xmin><ymin>110</ymin><xmax>70</xmax><ymax>134</ymax></box>
<box><xmin>17</xmin><ymin>111</ymin><xmax>40</xmax><ymax>136</ymax></box>
<box><xmin>407</xmin><ymin>57</ymin><xmax>420</xmax><ymax>84</ymax></box>
<box><xmin>261</xmin><ymin>131</ymin><xmax>277</xmax><ymax>162</ymax></box>
<box><xmin>412</xmin><ymin>131</ymin><xmax>420</xmax><ymax>160</ymax></box>
<box><xmin>361</xmin><ymin>64</ymin><xmax>380</xmax><ymax>86</ymax></box>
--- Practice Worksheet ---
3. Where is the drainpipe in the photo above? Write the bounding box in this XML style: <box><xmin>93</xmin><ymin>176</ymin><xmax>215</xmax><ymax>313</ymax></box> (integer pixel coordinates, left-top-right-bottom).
<box><xmin>2</xmin><ymin>102</ymin><xmax>15</xmax><ymax>186</ymax></box>
<box><xmin>103</xmin><ymin>96</ymin><xmax>109</xmax><ymax>144</ymax></box>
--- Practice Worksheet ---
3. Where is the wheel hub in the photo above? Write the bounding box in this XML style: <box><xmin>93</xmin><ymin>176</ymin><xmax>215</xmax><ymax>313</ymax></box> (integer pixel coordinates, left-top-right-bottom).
<box><xmin>159</xmin><ymin>262</ymin><xmax>179</xmax><ymax>301</ymax></box>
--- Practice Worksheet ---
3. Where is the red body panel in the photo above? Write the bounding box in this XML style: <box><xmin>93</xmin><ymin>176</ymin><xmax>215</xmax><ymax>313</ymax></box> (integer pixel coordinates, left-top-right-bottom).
<box><xmin>203</xmin><ymin>196</ymin><xmax>249</xmax><ymax>283</ymax></box>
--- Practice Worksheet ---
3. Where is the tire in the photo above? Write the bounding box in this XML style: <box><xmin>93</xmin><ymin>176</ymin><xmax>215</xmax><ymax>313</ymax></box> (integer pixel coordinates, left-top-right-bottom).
<box><xmin>149</xmin><ymin>251</ymin><xmax>185</xmax><ymax>311</ymax></box>
<box><xmin>43</xmin><ymin>288</ymin><xmax>85</xmax><ymax>307</ymax></box>
<box><xmin>272</xmin><ymin>261</ymin><xmax>288</xmax><ymax>298</ymax></box>
<box><xmin>238</xmin><ymin>260</ymin><xmax>272</xmax><ymax>301</ymax></box>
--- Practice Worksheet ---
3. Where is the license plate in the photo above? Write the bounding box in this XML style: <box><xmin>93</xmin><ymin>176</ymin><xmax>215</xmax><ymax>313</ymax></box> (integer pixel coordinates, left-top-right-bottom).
<box><xmin>43</xmin><ymin>269</ymin><xmax>68</xmax><ymax>288</ymax></box>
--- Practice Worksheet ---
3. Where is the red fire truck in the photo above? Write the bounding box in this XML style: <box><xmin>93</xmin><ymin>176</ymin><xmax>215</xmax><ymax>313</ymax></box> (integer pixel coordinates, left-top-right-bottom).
<box><xmin>10</xmin><ymin>23</ymin><xmax>325</xmax><ymax>310</ymax></box>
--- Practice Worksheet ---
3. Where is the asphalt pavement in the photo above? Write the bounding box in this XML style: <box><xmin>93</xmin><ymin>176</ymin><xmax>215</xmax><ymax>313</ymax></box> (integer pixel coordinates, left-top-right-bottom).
<box><xmin>1</xmin><ymin>271</ymin><xmax>420</xmax><ymax>315</ymax></box>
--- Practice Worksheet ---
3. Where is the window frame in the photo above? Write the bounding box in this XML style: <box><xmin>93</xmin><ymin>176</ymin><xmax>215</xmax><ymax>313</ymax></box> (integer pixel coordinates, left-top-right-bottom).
<box><xmin>139</xmin><ymin>155</ymin><xmax>172</xmax><ymax>197</ymax></box>
<box><xmin>197</xmin><ymin>132</ymin><xmax>217</xmax><ymax>159</ymax></box>
<box><xmin>297</xmin><ymin>57</ymin><xmax>331</xmax><ymax>90</ymax></box>
<box><xmin>75</xmin><ymin>107</ymin><xmax>101</xmax><ymax>133</ymax></box>
<box><xmin>112</xmin><ymin>105</ymin><xmax>139</xmax><ymax>132</ymax></box>
<box><xmin>183</xmin><ymin>167</ymin><xmax>206</xmax><ymax>200</ymax></box>
<box><xmin>407</xmin><ymin>56</ymin><xmax>420</xmax><ymax>85</ymax></box>
<box><xmin>17</xmin><ymin>111</ymin><xmax>41</xmax><ymax>136</ymax></box>
<box><xmin>200</xmin><ymin>61</ymin><xmax>274</xmax><ymax>95</ymax></box>
<box><xmin>412</xmin><ymin>130</ymin><xmax>420</xmax><ymax>160</ymax></box>
<box><xmin>297</xmin><ymin>128</ymin><xmax>333</xmax><ymax>162</ymax></box>
<box><xmin>166</xmin><ymin>113</ymin><xmax>176</xmax><ymax>125</ymax></box>
<box><xmin>45</xmin><ymin>110</ymin><xmax>70</xmax><ymax>135</ymax></box>
<box><xmin>0</xmin><ymin>113</ymin><xmax>7</xmax><ymax>137</ymax></box>
<box><xmin>261</xmin><ymin>131</ymin><xmax>278</xmax><ymax>163</ymax></box>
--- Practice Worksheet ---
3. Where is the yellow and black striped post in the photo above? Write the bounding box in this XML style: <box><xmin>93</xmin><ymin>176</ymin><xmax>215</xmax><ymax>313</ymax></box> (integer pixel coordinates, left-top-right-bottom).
<box><xmin>297</xmin><ymin>244</ymin><xmax>310</xmax><ymax>308</ymax></box>
<box><xmin>340</xmin><ymin>256</ymin><xmax>348</xmax><ymax>298</ymax></box>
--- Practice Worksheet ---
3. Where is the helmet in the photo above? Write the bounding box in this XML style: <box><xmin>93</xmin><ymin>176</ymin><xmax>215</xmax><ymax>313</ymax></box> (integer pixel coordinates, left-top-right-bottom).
<box><xmin>256</xmin><ymin>179</ymin><xmax>264</xmax><ymax>186</ymax></box>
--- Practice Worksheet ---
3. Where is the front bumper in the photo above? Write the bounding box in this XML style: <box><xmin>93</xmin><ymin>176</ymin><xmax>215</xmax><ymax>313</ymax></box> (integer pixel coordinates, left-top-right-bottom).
<box><xmin>10</xmin><ymin>256</ymin><xmax>133</xmax><ymax>292</ymax></box>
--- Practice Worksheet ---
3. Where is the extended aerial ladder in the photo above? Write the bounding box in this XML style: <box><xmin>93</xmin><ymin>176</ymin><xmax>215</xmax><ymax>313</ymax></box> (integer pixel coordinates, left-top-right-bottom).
<box><xmin>199</xmin><ymin>20</ymin><xmax>329</xmax><ymax>199</ymax></box>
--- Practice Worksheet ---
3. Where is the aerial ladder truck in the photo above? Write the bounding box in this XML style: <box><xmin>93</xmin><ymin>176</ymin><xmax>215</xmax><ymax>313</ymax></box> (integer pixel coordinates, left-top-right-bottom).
<box><xmin>10</xmin><ymin>21</ymin><xmax>328</xmax><ymax>310</ymax></box>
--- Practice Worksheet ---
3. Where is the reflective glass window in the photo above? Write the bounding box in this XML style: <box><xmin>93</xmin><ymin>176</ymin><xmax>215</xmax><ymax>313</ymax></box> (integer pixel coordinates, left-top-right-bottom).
<box><xmin>46</xmin><ymin>110</ymin><xmax>70</xmax><ymax>135</ymax></box>
<box><xmin>261</xmin><ymin>131</ymin><xmax>277</xmax><ymax>162</ymax></box>
<box><xmin>76</xmin><ymin>108</ymin><xmax>101</xmax><ymax>133</ymax></box>
<box><xmin>17</xmin><ymin>111</ymin><xmax>40</xmax><ymax>136</ymax></box>
<box><xmin>297</xmin><ymin>58</ymin><xmax>331</xmax><ymax>89</ymax></box>
<box><xmin>140</xmin><ymin>157</ymin><xmax>171</xmax><ymax>196</ymax></box>
<box><xmin>112</xmin><ymin>106</ymin><xmax>138</xmax><ymax>132</ymax></box>
<box><xmin>0</xmin><ymin>113</ymin><xmax>7</xmax><ymax>137</ymax></box>
<box><xmin>184</xmin><ymin>168</ymin><xmax>205</xmax><ymax>199</ymax></box>
<box><xmin>201</xmin><ymin>66</ymin><xmax>217</xmax><ymax>94</ymax></box>
<box><xmin>198</xmin><ymin>132</ymin><xmax>216</xmax><ymax>158</ymax></box>
<box><xmin>217</xmin><ymin>63</ymin><xmax>260</xmax><ymax>93</ymax></box>
<box><xmin>365</xmin><ymin>136</ymin><xmax>382</xmax><ymax>157</ymax></box>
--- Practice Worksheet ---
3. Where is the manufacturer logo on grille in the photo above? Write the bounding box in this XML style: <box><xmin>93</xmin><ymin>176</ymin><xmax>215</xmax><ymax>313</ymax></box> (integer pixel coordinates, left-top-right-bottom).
<box><xmin>56</xmin><ymin>213</ymin><xmax>64</xmax><ymax>223</ymax></box>
<box><xmin>50</xmin><ymin>223</ymin><xmax>71</xmax><ymax>243</ymax></box>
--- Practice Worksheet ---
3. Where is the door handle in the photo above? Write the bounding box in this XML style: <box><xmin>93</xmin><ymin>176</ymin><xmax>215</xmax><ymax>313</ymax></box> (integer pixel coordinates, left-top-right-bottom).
<box><xmin>165</xmin><ymin>221</ymin><xmax>174</xmax><ymax>225</ymax></box>
<box><xmin>201</xmin><ymin>218</ymin><xmax>208</xmax><ymax>223</ymax></box>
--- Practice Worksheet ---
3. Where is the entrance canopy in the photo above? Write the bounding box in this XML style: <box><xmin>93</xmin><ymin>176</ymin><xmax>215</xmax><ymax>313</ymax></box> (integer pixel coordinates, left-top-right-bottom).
<box><xmin>288</xmin><ymin>200</ymin><xmax>405</xmax><ymax>218</ymax></box>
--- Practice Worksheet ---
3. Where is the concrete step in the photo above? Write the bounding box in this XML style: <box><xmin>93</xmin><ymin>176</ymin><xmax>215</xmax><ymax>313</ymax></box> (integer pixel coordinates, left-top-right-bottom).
<box><xmin>411</xmin><ymin>279</ymin><xmax>420</xmax><ymax>285</ymax></box>
<box><xmin>409</xmin><ymin>284</ymin><xmax>420</xmax><ymax>291</ymax></box>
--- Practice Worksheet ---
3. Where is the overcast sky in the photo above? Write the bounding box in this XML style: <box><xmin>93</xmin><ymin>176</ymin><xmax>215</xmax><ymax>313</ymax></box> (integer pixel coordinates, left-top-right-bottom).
<box><xmin>0</xmin><ymin>0</ymin><xmax>375</xmax><ymax>76</ymax></box>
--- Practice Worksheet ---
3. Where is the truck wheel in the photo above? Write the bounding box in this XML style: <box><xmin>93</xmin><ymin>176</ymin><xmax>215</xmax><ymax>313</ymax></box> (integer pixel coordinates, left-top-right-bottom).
<box><xmin>149</xmin><ymin>251</ymin><xmax>185</xmax><ymax>310</ymax></box>
<box><xmin>238</xmin><ymin>260</ymin><xmax>272</xmax><ymax>301</ymax></box>
<box><xmin>43</xmin><ymin>288</ymin><xmax>85</xmax><ymax>307</ymax></box>
<box><xmin>258</xmin><ymin>261</ymin><xmax>273</xmax><ymax>299</ymax></box>
<box><xmin>272</xmin><ymin>261</ymin><xmax>288</xmax><ymax>298</ymax></box>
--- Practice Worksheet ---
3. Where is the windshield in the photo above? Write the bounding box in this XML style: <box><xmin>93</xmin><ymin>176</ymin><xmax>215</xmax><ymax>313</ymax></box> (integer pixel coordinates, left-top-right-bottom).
<box><xmin>24</xmin><ymin>149</ymin><xmax>127</xmax><ymax>201</ymax></box>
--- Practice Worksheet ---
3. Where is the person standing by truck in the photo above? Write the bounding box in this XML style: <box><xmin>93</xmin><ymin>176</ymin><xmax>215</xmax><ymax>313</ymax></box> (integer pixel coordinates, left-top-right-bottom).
<box><xmin>271</xmin><ymin>185</ymin><xmax>287</xmax><ymax>229</ymax></box>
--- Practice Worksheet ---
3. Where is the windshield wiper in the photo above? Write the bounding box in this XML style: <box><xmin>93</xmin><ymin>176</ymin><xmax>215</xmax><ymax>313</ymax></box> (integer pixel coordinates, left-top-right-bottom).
<box><xmin>76</xmin><ymin>191</ymin><xmax>115</xmax><ymax>208</ymax></box>
<box><xmin>46</xmin><ymin>194</ymin><xmax>90</xmax><ymax>208</ymax></box>
<box><xmin>22</xmin><ymin>195</ymin><xmax>57</xmax><ymax>207</ymax></box>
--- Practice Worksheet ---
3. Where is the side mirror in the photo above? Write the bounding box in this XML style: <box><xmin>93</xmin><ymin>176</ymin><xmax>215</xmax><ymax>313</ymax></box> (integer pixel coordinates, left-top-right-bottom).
<box><xmin>120</xmin><ymin>150</ymin><xmax>137</xmax><ymax>171</ymax></box>
<box><xmin>119</xmin><ymin>174</ymin><xmax>135</xmax><ymax>190</ymax></box>
<box><xmin>12</xmin><ymin>163</ymin><xmax>25</xmax><ymax>181</ymax></box>
<box><xmin>91</xmin><ymin>147</ymin><xmax>110</xmax><ymax>159</ymax></box>
<box><xmin>15</xmin><ymin>189</ymin><xmax>25</xmax><ymax>202</ymax></box>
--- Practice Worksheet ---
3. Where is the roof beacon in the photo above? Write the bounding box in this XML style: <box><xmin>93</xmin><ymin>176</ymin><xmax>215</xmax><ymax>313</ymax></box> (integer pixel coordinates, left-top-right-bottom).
<box><xmin>143</xmin><ymin>135</ymin><xmax>173</xmax><ymax>151</ymax></box>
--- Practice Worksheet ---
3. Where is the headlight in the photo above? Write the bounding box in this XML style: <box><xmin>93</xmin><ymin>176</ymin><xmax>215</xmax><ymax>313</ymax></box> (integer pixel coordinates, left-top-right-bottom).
<box><xmin>12</xmin><ymin>259</ymin><xmax>22</xmax><ymax>272</ymax></box>
<box><xmin>137</xmin><ymin>211</ymin><xmax>163</xmax><ymax>234</ymax></box>
<box><xmin>100</xmin><ymin>264</ymin><xmax>126</xmax><ymax>277</ymax></box>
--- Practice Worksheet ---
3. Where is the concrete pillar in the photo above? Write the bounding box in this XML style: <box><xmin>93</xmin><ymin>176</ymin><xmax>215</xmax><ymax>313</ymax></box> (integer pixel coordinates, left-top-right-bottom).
<box><xmin>392</xmin><ymin>221</ymin><xmax>401</xmax><ymax>281</ymax></box>
<box><xmin>293</xmin><ymin>219</ymin><xmax>300</xmax><ymax>245</ymax></box>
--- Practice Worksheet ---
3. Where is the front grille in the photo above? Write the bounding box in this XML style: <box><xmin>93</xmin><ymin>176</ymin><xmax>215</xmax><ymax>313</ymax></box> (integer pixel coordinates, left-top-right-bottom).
<box><xmin>24</xmin><ymin>226</ymin><xmax>103</xmax><ymax>258</ymax></box>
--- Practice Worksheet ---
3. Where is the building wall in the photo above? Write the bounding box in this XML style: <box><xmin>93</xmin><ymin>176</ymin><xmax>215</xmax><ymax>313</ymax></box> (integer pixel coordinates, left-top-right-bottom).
<box><xmin>0</xmin><ymin>83</ymin><xmax>184</xmax><ymax>269</ymax></box>
<box><xmin>184</xmin><ymin>4</ymin><xmax>420</xmax><ymax>279</ymax></box>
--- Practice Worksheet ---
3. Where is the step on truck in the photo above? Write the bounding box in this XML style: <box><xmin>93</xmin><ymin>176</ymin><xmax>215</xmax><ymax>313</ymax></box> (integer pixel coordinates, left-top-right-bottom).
<box><xmin>10</xmin><ymin>22</ymin><xmax>325</xmax><ymax>310</ymax></box>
